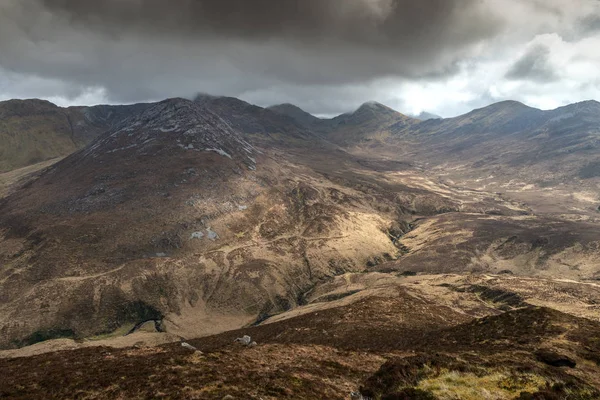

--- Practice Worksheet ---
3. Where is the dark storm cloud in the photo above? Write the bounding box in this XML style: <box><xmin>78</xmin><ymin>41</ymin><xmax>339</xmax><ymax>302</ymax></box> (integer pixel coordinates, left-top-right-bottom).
<box><xmin>579</xmin><ymin>14</ymin><xmax>600</xmax><ymax>34</ymax></box>
<box><xmin>2</xmin><ymin>0</ymin><xmax>598</xmax><ymax>116</ymax></box>
<box><xmin>0</xmin><ymin>0</ymin><xmax>505</xmax><ymax>104</ymax></box>
<box><xmin>39</xmin><ymin>0</ymin><xmax>494</xmax><ymax>47</ymax></box>
<box><xmin>505</xmin><ymin>44</ymin><xmax>559</xmax><ymax>83</ymax></box>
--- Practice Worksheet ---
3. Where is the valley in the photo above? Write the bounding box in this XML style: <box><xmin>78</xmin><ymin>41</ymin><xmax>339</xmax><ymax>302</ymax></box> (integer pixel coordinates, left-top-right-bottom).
<box><xmin>1</xmin><ymin>96</ymin><xmax>599</xmax><ymax>399</ymax></box>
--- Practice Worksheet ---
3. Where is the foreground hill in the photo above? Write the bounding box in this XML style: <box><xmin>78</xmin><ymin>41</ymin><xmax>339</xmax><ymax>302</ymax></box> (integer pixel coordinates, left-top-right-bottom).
<box><xmin>0</xmin><ymin>99</ymin><xmax>150</xmax><ymax>172</ymax></box>
<box><xmin>2</xmin><ymin>273</ymin><xmax>600</xmax><ymax>399</ymax></box>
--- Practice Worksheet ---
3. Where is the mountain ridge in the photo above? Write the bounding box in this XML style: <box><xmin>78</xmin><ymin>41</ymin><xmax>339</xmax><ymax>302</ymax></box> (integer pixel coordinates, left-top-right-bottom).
<box><xmin>0</xmin><ymin>98</ymin><xmax>152</xmax><ymax>172</ymax></box>
<box><xmin>266</xmin><ymin>103</ymin><xmax>322</xmax><ymax>127</ymax></box>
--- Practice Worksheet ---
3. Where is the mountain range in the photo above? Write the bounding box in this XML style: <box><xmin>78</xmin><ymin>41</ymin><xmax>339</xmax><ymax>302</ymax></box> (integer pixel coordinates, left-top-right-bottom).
<box><xmin>1</xmin><ymin>94</ymin><xmax>600</xmax><ymax>399</ymax></box>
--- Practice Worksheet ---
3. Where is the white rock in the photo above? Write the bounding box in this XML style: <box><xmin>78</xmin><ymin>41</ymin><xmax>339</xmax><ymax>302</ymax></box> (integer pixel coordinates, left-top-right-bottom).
<box><xmin>181</xmin><ymin>342</ymin><xmax>198</xmax><ymax>351</ymax></box>
<box><xmin>234</xmin><ymin>335</ymin><xmax>252</xmax><ymax>346</ymax></box>
<box><xmin>206</xmin><ymin>229</ymin><xmax>219</xmax><ymax>240</ymax></box>
<box><xmin>190</xmin><ymin>231</ymin><xmax>204</xmax><ymax>239</ymax></box>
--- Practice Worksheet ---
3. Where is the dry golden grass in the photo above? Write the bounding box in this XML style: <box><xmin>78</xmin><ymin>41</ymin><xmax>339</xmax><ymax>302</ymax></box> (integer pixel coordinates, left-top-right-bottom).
<box><xmin>0</xmin><ymin>157</ymin><xmax>60</xmax><ymax>198</ymax></box>
<box><xmin>419</xmin><ymin>370</ymin><xmax>546</xmax><ymax>400</ymax></box>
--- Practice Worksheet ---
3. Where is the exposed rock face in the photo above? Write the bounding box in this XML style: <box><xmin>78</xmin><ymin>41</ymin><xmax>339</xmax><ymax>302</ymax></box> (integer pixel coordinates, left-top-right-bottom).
<box><xmin>81</xmin><ymin>98</ymin><xmax>257</xmax><ymax>168</ymax></box>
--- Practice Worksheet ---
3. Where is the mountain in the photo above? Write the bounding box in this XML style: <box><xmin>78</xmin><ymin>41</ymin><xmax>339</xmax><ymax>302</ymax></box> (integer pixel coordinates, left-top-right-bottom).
<box><xmin>267</xmin><ymin>103</ymin><xmax>322</xmax><ymax>127</ymax></box>
<box><xmin>0</xmin><ymin>99</ymin><xmax>151</xmax><ymax>172</ymax></box>
<box><xmin>322</xmin><ymin>101</ymin><xmax>418</xmax><ymax>145</ymax></box>
<box><xmin>397</xmin><ymin>100</ymin><xmax>545</xmax><ymax>137</ymax></box>
<box><xmin>339</xmin><ymin>99</ymin><xmax>600</xmax><ymax>216</ymax></box>
<box><xmin>1</xmin><ymin>97</ymin><xmax>461</xmax><ymax>348</ymax></box>
<box><xmin>68</xmin><ymin>102</ymin><xmax>154</xmax><ymax>143</ymax></box>
<box><xmin>395</xmin><ymin>99</ymin><xmax>600</xmax><ymax>168</ymax></box>
<box><xmin>194</xmin><ymin>96</ymin><xmax>322</xmax><ymax>149</ymax></box>
<box><xmin>4</xmin><ymin>94</ymin><xmax>583</xmax><ymax>349</ymax></box>
<box><xmin>0</xmin><ymin>99</ymin><xmax>76</xmax><ymax>171</ymax></box>
<box><xmin>3</xmin><ymin>95</ymin><xmax>600</xmax><ymax>397</ymax></box>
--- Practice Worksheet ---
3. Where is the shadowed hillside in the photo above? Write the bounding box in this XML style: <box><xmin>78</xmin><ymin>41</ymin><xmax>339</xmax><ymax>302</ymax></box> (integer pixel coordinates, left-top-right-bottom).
<box><xmin>0</xmin><ymin>99</ymin><xmax>151</xmax><ymax>172</ymax></box>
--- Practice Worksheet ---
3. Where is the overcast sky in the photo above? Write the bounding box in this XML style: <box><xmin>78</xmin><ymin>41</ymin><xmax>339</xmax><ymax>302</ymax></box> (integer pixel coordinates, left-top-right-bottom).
<box><xmin>1</xmin><ymin>0</ymin><xmax>599</xmax><ymax>117</ymax></box>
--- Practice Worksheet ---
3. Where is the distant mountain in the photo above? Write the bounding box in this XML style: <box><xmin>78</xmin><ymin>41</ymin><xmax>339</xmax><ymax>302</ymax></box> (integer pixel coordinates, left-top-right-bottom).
<box><xmin>377</xmin><ymin>99</ymin><xmax>600</xmax><ymax>191</ymax></box>
<box><xmin>268</xmin><ymin>101</ymin><xmax>419</xmax><ymax>145</ymax></box>
<box><xmin>331</xmin><ymin>101</ymin><xmax>400</xmax><ymax>125</ymax></box>
<box><xmin>322</xmin><ymin>101</ymin><xmax>418</xmax><ymax>145</ymax></box>
<box><xmin>267</xmin><ymin>103</ymin><xmax>322</xmax><ymax>127</ymax></box>
<box><xmin>0</xmin><ymin>99</ymin><xmax>76</xmax><ymax>172</ymax></box>
<box><xmin>0</xmin><ymin>99</ymin><xmax>151</xmax><ymax>172</ymax></box>
<box><xmin>193</xmin><ymin>96</ymin><xmax>323</xmax><ymax>148</ymax></box>
<box><xmin>390</xmin><ymin>100</ymin><xmax>546</xmax><ymax>143</ymax></box>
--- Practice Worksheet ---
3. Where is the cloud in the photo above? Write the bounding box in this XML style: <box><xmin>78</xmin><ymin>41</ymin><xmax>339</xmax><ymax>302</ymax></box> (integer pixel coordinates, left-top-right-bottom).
<box><xmin>505</xmin><ymin>44</ymin><xmax>559</xmax><ymax>83</ymax></box>
<box><xmin>0</xmin><ymin>0</ymin><xmax>503</xmax><ymax>103</ymax></box>
<box><xmin>38</xmin><ymin>0</ymin><xmax>496</xmax><ymax>49</ymax></box>
<box><xmin>579</xmin><ymin>14</ymin><xmax>600</xmax><ymax>35</ymax></box>
<box><xmin>0</xmin><ymin>0</ymin><xmax>599</xmax><ymax>117</ymax></box>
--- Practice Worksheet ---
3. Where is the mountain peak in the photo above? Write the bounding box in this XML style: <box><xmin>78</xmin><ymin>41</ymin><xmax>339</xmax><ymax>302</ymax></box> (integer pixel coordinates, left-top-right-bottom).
<box><xmin>338</xmin><ymin>101</ymin><xmax>405</xmax><ymax>120</ymax></box>
<box><xmin>360</xmin><ymin>100</ymin><xmax>384</xmax><ymax>107</ymax></box>
<box><xmin>267</xmin><ymin>103</ymin><xmax>321</xmax><ymax>127</ymax></box>
<box><xmin>192</xmin><ymin>93</ymin><xmax>223</xmax><ymax>104</ymax></box>
<box><xmin>571</xmin><ymin>99</ymin><xmax>599</xmax><ymax>106</ymax></box>
<box><xmin>81</xmin><ymin>98</ymin><xmax>256</xmax><ymax>169</ymax></box>
<box><xmin>0</xmin><ymin>98</ymin><xmax>60</xmax><ymax>118</ymax></box>
<box><xmin>459</xmin><ymin>100</ymin><xmax>541</xmax><ymax>122</ymax></box>
<box><xmin>482</xmin><ymin>100</ymin><xmax>535</xmax><ymax>112</ymax></box>
<box><xmin>355</xmin><ymin>101</ymin><xmax>393</xmax><ymax>112</ymax></box>
<box><xmin>269</xmin><ymin>102</ymin><xmax>300</xmax><ymax>109</ymax></box>
<box><xmin>553</xmin><ymin>99</ymin><xmax>600</xmax><ymax>113</ymax></box>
